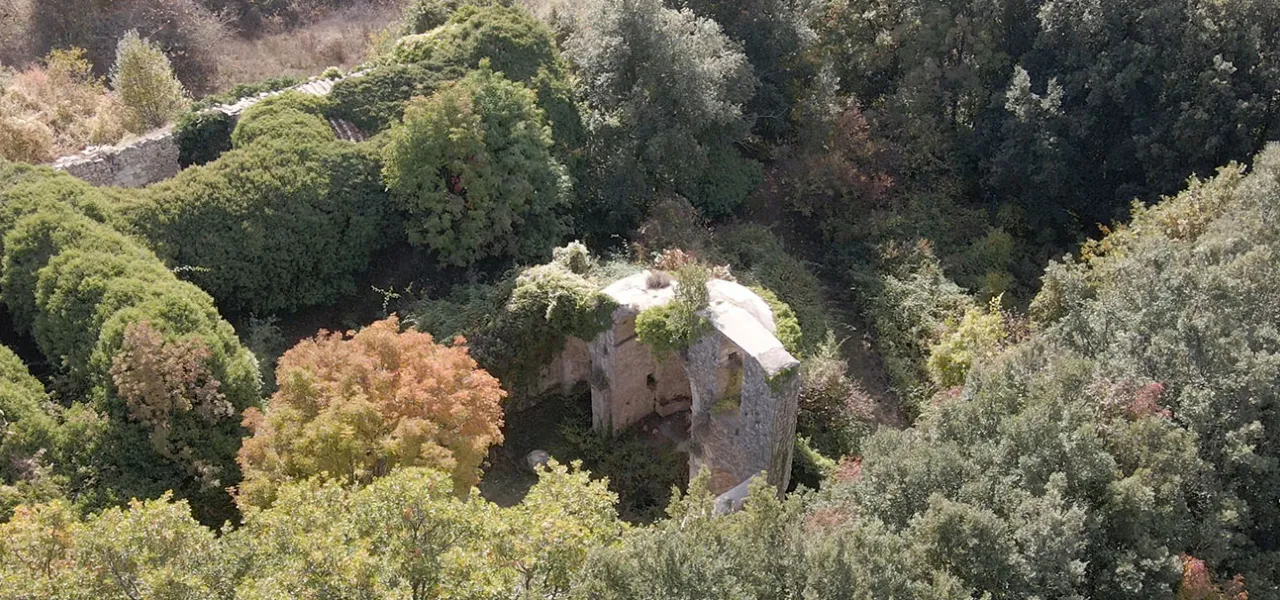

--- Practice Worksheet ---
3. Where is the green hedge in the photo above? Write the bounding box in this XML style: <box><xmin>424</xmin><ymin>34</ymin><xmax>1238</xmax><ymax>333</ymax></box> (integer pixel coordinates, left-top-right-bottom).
<box><xmin>230</xmin><ymin>91</ymin><xmax>335</xmax><ymax>148</ymax></box>
<box><xmin>0</xmin><ymin>182</ymin><xmax>261</xmax><ymax>523</ymax></box>
<box><xmin>0</xmin><ymin>345</ymin><xmax>55</xmax><ymax>480</ymax></box>
<box><xmin>132</xmin><ymin>138</ymin><xmax>392</xmax><ymax>315</ymax></box>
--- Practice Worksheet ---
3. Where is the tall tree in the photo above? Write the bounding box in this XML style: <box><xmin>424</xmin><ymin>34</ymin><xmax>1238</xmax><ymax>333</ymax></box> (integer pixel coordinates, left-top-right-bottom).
<box><xmin>564</xmin><ymin>0</ymin><xmax>759</xmax><ymax>236</ymax></box>
<box><xmin>236</xmin><ymin>316</ymin><xmax>506</xmax><ymax>509</ymax></box>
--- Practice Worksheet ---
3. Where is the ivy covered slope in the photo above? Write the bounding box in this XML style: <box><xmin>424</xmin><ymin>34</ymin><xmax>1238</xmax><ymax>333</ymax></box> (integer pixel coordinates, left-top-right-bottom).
<box><xmin>0</xmin><ymin>161</ymin><xmax>261</xmax><ymax>525</ymax></box>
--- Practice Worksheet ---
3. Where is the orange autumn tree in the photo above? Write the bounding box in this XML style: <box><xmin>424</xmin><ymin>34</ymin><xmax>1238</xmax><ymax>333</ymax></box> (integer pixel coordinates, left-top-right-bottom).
<box><xmin>236</xmin><ymin>316</ymin><xmax>505</xmax><ymax>509</ymax></box>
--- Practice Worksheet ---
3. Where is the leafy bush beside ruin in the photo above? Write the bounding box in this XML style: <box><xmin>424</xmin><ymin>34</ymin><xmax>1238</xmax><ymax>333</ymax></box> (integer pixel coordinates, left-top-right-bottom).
<box><xmin>391</xmin><ymin>4</ymin><xmax>561</xmax><ymax>84</ymax></box>
<box><xmin>130</xmin><ymin>137</ymin><xmax>391</xmax><ymax>315</ymax></box>
<box><xmin>382</xmin><ymin>66</ymin><xmax>569</xmax><ymax>266</ymax></box>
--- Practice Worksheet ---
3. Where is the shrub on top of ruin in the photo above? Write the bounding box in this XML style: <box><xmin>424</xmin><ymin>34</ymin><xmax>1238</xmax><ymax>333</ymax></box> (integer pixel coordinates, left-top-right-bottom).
<box><xmin>110</xmin><ymin>31</ymin><xmax>189</xmax><ymax>133</ymax></box>
<box><xmin>382</xmin><ymin>65</ymin><xmax>570</xmax><ymax>266</ymax></box>
<box><xmin>635</xmin><ymin>264</ymin><xmax>712</xmax><ymax>357</ymax></box>
<box><xmin>750</xmin><ymin>286</ymin><xmax>803</xmax><ymax>356</ymax></box>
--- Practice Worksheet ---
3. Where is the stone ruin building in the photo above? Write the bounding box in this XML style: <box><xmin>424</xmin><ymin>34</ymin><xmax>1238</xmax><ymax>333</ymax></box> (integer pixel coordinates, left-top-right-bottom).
<box><xmin>541</xmin><ymin>271</ymin><xmax>802</xmax><ymax>506</ymax></box>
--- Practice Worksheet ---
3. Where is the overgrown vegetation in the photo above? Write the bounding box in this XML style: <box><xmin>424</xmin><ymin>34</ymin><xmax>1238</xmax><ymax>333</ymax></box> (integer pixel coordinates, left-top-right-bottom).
<box><xmin>635</xmin><ymin>264</ymin><xmax>712</xmax><ymax>357</ymax></box>
<box><xmin>3</xmin><ymin>1</ymin><xmax>1280</xmax><ymax>597</ymax></box>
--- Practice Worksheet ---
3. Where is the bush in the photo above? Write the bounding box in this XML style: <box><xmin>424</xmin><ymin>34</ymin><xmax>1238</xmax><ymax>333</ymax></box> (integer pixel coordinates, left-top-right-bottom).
<box><xmin>173</xmin><ymin>110</ymin><xmax>234</xmax><ymax>167</ymax></box>
<box><xmin>0</xmin><ymin>48</ymin><xmax>127</xmax><ymax>161</ymax></box>
<box><xmin>0</xmin><ymin>116</ymin><xmax>55</xmax><ymax>164</ymax></box>
<box><xmin>469</xmin><ymin>254</ymin><xmax>617</xmax><ymax>394</ymax></box>
<box><xmin>32</xmin><ymin>0</ymin><xmax>227</xmax><ymax>94</ymax></box>
<box><xmin>236</xmin><ymin>316</ymin><xmax>506</xmax><ymax>508</ymax></box>
<box><xmin>382</xmin><ymin>66</ymin><xmax>570</xmax><ymax>266</ymax></box>
<box><xmin>555</xmin><ymin>396</ymin><xmax>687</xmax><ymax>522</ymax></box>
<box><xmin>399</xmin><ymin>0</ymin><xmax>511</xmax><ymax>35</ymax></box>
<box><xmin>926</xmin><ymin>297</ymin><xmax>1009</xmax><ymax>388</ymax></box>
<box><xmin>859</xmin><ymin>240</ymin><xmax>974</xmax><ymax>413</ymax></box>
<box><xmin>130</xmin><ymin>138</ymin><xmax>391</xmax><ymax>315</ymax></box>
<box><xmin>326</xmin><ymin>63</ymin><xmax>458</xmax><ymax>133</ymax></box>
<box><xmin>230</xmin><ymin>91</ymin><xmax>334</xmax><ymax>148</ymax></box>
<box><xmin>0</xmin><ymin>344</ymin><xmax>57</xmax><ymax>487</ymax></box>
<box><xmin>635</xmin><ymin>265</ymin><xmax>712</xmax><ymax>357</ymax></box>
<box><xmin>790</xmin><ymin>436</ymin><xmax>837</xmax><ymax>490</ymax></box>
<box><xmin>391</xmin><ymin>4</ymin><xmax>562</xmax><ymax>84</ymax></box>
<box><xmin>796</xmin><ymin>332</ymin><xmax>875</xmax><ymax>459</ymax></box>
<box><xmin>681</xmin><ymin>145</ymin><xmax>763</xmax><ymax>220</ymax></box>
<box><xmin>110</xmin><ymin>30</ymin><xmax>189</xmax><ymax>133</ymax></box>
<box><xmin>0</xmin><ymin>194</ymin><xmax>260</xmax><ymax>524</ymax></box>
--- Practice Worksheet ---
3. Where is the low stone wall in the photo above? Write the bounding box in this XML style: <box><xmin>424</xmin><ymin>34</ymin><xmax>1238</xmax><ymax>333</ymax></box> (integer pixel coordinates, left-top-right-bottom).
<box><xmin>50</xmin><ymin>75</ymin><xmax>358</xmax><ymax>188</ymax></box>
<box><xmin>51</xmin><ymin>127</ymin><xmax>180</xmax><ymax>189</ymax></box>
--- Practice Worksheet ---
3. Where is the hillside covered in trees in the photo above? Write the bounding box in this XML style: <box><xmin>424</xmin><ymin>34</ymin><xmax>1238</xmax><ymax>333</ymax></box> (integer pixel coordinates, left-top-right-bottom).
<box><xmin>2</xmin><ymin>0</ymin><xmax>1280</xmax><ymax>598</ymax></box>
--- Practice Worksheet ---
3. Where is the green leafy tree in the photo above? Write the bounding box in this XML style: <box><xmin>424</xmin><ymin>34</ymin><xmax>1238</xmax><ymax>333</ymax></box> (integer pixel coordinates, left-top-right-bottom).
<box><xmin>564</xmin><ymin>0</ymin><xmax>759</xmax><ymax>235</ymax></box>
<box><xmin>392</xmin><ymin>4</ymin><xmax>564</xmax><ymax>85</ymax></box>
<box><xmin>110</xmin><ymin>30</ymin><xmax>189</xmax><ymax>133</ymax></box>
<box><xmin>0</xmin><ymin>495</ymin><xmax>229</xmax><ymax>598</ymax></box>
<box><xmin>383</xmin><ymin>66</ymin><xmax>570</xmax><ymax>266</ymax></box>
<box><xmin>668</xmin><ymin>0</ymin><xmax>822</xmax><ymax>141</ymax></box>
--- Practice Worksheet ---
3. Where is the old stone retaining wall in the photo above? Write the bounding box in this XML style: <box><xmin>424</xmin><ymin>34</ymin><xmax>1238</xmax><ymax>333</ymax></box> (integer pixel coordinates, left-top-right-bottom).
<box><xmin>49</xmin><ymin>76</ymin><xmax>356</xmax><ymax>188</ymax></box>
<box><xmin>51</xmin><ymin>127</ymin><xmax>181</xmax><ymax>188</ymax></box>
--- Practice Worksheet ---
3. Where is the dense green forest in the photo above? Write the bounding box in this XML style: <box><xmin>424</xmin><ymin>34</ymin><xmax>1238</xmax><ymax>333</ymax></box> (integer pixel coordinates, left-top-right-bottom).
<box><xmin>2</xmin><ymin>0</ymin><xmax>1279</xmax><ymax>597</ymax></box>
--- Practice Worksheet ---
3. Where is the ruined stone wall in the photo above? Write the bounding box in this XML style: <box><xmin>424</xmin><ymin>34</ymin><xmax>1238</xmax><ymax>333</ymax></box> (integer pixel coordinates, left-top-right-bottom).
<box><xmin>51</xmin><ymin>127</ymin><xmax>180</xmax><ymax>188</ymax></box>
<box><xmin>588</xmin><ymin>313</ymin><xmax>692</xmax><ymax>432</ymax></box>
<box><xmin>50</xmin><ymin>75</ymin><xmax>356</xmax><ymax>188</ymax></box>
<box><xmin>686</xmin><ymin>331</ymin><xmax>800</xmax><ymax>495</ymax></box>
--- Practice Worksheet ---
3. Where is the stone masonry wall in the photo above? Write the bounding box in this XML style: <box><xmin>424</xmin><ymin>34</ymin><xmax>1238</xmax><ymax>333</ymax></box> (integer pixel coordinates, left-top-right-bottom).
<box><xmin>51</xmin><ymin>127</ymin><xmax>180</xmax><ymax>188</ymax></box>
<box><xmin>49</xmin><ymin>76</ymin><xmax>356</xmax><ymax>188</ymax></box>
<box><xmin>581</xmin><ymin>272</ymin><xmax>801</xmax><ymax>497</ymax></box>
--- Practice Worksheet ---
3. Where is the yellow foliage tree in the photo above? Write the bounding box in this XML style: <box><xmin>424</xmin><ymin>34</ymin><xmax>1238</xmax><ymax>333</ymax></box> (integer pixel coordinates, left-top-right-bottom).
<box><xmin>236</xmin><ymin>316</ymin><xmax>505</xmax><ymax>509</ymax></box>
